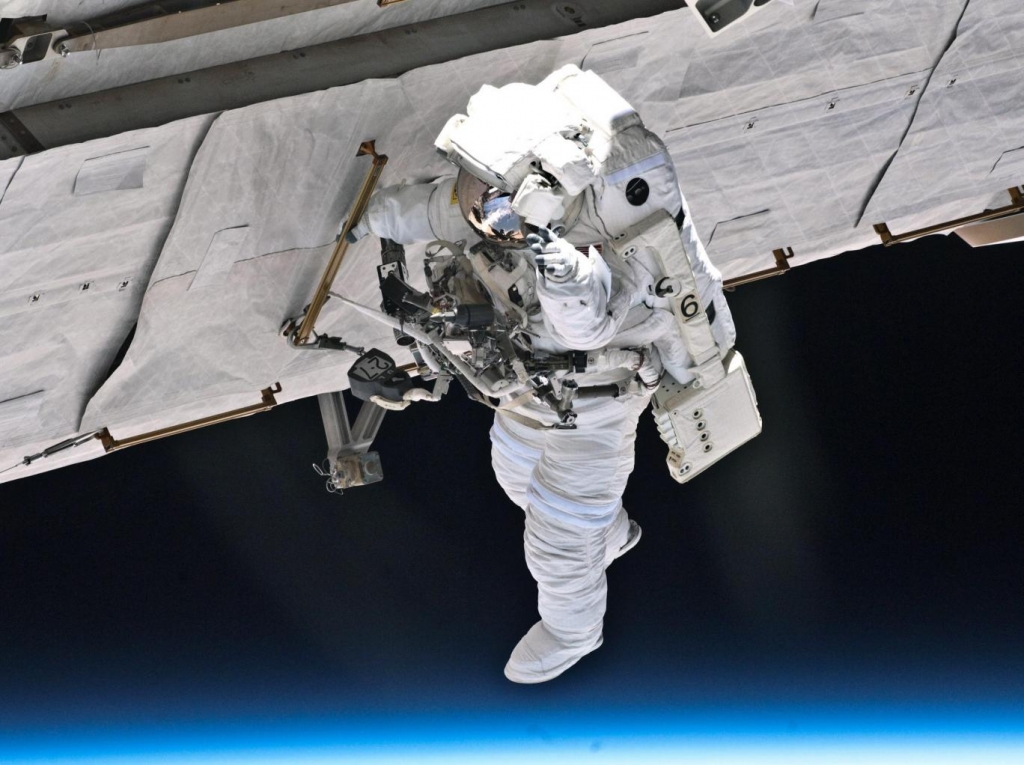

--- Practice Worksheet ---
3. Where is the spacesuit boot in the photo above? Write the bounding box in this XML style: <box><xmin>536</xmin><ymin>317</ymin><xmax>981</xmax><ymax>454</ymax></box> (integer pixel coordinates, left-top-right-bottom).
<box><xmin>505</xmin><ymin>620</ymin><xmax>602</xmax><ymax>684</ymax></box>
<box><xmin>504</xmin><ymin>504</ymin><xmax>635</xmax><ymax>684</ymax></box>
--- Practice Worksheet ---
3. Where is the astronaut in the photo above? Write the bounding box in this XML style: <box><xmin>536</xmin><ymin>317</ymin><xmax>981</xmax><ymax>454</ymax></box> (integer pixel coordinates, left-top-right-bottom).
<box><xmin>350</xmin><ymin>65</ymin><xmax>737</xmax><ymax>683</ymax></box>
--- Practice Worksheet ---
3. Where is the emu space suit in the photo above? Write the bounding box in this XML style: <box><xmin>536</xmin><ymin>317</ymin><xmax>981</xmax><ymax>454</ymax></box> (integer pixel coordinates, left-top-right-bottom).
<box><xmin>353</xmin><ymin>66</ymin><xmax>735</xmax><ymax>682</ymax></box>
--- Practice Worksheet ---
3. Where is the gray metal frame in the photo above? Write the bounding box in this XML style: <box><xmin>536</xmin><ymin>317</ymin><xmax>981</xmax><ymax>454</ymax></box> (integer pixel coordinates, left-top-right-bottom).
<box><xmin>0</xmin><ymin>0</ymin><xmax>685</xmax><ymax>158</ymax></box>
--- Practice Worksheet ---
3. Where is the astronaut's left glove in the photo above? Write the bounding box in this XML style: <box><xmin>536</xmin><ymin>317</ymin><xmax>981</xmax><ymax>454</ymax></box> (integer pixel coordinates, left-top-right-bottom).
<box><xmin>530</xmin><ymin>226</ymin><xmax>616</xmax><ymax>348</ymax></box>
<box><xmin>343</xmin><ymin>219</ymin><xmax>368</xmax><ymax>243</ymax></box>
<box><xmin>527</xmin><ymin>228</ymin><xmax>581</xmax><ymax>283</ymax></box>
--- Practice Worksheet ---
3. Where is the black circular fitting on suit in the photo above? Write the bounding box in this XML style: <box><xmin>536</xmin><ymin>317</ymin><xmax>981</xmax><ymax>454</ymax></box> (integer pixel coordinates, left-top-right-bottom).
<box><xmin>625</xmin><ymin>177</ymin><xmax>650</xmax><ymax>206</ymax></box>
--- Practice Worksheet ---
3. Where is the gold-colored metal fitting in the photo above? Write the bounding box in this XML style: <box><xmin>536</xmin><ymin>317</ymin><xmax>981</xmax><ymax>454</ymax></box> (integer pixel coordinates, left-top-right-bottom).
<box><xmin>724</xmin><ymin>247</ymin><xmax>793</xmax><ymax>290</ymax></box>
<box><xmin>96</xmin><ymin>383</ymin><xmax>282</xmax><ymax>453</ymax></box>
<box><xmin>874</xmin><ymin>186</ymin><xmax>1024</xmax><ymax>246</ymax></box>
<box><xmin>292</xmin><ymin>140</ymin><xmax>388</xmax><ymax>346</ymax></box>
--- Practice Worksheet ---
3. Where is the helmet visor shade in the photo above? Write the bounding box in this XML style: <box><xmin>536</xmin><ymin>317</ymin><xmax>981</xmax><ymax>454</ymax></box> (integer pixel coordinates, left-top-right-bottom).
<box><xmin>457</xmin><ymin>169</ymin><xmax>527</xmax><ymax>246</ymax></box>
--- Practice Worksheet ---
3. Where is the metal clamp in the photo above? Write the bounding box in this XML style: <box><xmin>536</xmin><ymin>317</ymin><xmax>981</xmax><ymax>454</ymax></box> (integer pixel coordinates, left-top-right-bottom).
<box><xmin>96</xmin><ymin>383</ymin><xmax>281</xmax><ymax>453</ymax></box>
<box><xmin>0</xmin><ymin>17</ymin><xmax>63</xmax><ymax>69</ymax></box>
<box><xmin>873</xmin><ymin>187</ymin><xmax>1024</xmax><ymax>246</ymax></box>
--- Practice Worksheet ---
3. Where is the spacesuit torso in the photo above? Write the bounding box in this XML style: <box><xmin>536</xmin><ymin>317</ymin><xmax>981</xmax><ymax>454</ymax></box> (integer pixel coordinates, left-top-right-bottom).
<box><xmin>361</xmin><ymin>65</ymin><xmax>735</xmax><ymax>399</ymax></box>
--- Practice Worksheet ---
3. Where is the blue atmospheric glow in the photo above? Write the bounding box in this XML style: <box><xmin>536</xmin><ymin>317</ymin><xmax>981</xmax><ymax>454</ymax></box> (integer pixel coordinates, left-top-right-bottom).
<box><xmin>5</xmin><ymin>705</ymin><xmax>1024</xmax><ymax>765</ymax></box>
<box><xmin>7</xmin><ymin>737</ymin><xmax>1024</xmax><ymax>765</ymax></box>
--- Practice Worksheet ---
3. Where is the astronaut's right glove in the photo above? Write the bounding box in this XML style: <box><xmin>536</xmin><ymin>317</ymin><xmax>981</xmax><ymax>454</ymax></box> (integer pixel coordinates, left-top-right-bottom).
<box><xmin>527</xmin><ymin>228</ymin><xmax>581</xmax><ymax>283</ymax></box>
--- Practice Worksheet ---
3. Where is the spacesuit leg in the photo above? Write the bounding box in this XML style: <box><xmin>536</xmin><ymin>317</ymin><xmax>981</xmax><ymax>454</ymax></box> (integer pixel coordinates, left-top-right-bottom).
<box><xmin>491</xmin><ymin>407</ymin><xmax>633</xmax><ymax>549</ymax></box>
<box><xmin>489</xmin><ymin>414</ymin><xmax>543</xmax><ymax>512</ymax></box>
<box><xmin>503</xmin><ymin>392</ymin><xmax>650</xmax><ymax>684</ymax></box>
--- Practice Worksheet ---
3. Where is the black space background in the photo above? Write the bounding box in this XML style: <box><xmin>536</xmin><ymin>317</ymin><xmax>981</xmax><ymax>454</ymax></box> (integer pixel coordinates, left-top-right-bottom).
<box><xmin>2</xmin><ymin>234</ymin><xmax>1023</xmax><ymax>750</ymax></box>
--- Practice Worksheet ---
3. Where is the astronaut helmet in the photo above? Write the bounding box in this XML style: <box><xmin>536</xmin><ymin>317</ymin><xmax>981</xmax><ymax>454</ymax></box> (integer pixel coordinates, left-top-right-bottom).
<box><xmin>456</xmin><ymin>167</ymin><xmax>584</xmax><ymax>247</ymax></box>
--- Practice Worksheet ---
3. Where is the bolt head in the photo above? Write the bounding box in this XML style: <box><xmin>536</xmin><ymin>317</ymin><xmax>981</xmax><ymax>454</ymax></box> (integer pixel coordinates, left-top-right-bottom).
<box><xmin>0</xmin><ymin>47</ymin><xmax>23</xmax><ymax>69</ymax></box>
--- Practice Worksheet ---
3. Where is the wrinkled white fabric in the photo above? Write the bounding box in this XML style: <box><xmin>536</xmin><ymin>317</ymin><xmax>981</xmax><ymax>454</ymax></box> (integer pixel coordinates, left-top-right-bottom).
<box><xmin>491</xmin><ymin>395</ymin><xmax>649</xmax><ymax>528</ymax></box>
<box><xmin>3</xmin><ymin>0</ymin><xmax>987</xmax><ymax>486</ymax></box>
<box><xmin>490</xmin><ymin>392</ymin><xmax>650</xmax><ymax>681</ymax></box>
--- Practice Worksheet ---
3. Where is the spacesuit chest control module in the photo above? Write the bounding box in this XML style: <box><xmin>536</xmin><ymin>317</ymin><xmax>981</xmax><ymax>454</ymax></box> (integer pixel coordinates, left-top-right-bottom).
<box><xmin>297</xmin><ymin>64</ymin><xmax>762</xmax><ymax>487</ymax></box>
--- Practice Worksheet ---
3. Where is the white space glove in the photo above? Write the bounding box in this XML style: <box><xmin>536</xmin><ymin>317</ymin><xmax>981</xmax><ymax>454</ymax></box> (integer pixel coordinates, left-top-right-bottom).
<box><xmin>527</xmin><ymin>228</ymin><xmax>580</xmax><ymax>283</ymax></box>
<box><xmin>344</xmin><ymin>219</ymin><xmax>369</xmax><ymax>243</ymax></box>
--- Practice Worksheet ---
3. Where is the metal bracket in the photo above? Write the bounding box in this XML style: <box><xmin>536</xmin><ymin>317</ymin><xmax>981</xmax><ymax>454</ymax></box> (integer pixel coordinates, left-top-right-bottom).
<box><xmin>96</xmin><ymin>383</ymin><xmax>281</xmax><ymax>452</ymax></box>
<box><xmin>316</xmin><ymin>391</ymin><xmax>386</xmax><ymax>491</ymax></box>
<box><xmin>723</xmin><ymin>247</ymin><xmax>793</xmax><ymax>290</ymax></box>
<box><xmin>0</xmin><ymin>16</ymin><xmax>61</xmax><ymax>69</ymax></box>
<box><xmin>281</xmin><ymin>322</ymin><xmax>364</xmax><ymax>354</ymax></box>
<box><xmin>873</xmin><ymin>186</ymin><xmax>1024</xmax><ymax>246</ymax></box>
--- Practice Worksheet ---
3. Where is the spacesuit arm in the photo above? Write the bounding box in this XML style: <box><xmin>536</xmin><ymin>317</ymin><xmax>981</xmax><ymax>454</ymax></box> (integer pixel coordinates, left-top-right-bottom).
<box><xmin>532</xmin><ymin>232</ymin><xmax>630</xmax><ymax>351</ymax></box>
<box><xmin>352</xmin><ymin>177</ymin><xmax>473</xmax><ymax>244</ymax></box>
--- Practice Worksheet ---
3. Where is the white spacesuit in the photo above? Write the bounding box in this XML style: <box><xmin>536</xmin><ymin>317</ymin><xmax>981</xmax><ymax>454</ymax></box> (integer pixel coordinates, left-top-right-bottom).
<box><xmin>351</xmin><ymin>65</ymin><xmax>739</xmax><ymax>683</ymax></box>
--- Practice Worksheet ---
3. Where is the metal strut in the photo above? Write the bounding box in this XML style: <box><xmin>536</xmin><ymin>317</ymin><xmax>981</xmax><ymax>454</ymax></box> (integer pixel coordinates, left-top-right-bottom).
<box><xmin>1</xmin><ymin>0</ymin><xmax>377</xmax><ymax>69</ymax></box>
<box><xmin>96</xmin><ymin>383</ymin><xmax>282</xmax><ymax>452</ymax></box>
<box><xmin>290</xmin><ymin>140</ymin><xmax>388</xmax><ymax>347</ymax></box>
<box><xmin>314</xmin><ymin>392</ymin><xmax>386</xmax><ymax>492</ymax></box>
